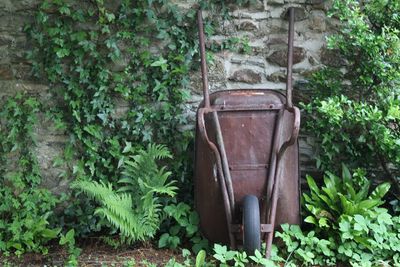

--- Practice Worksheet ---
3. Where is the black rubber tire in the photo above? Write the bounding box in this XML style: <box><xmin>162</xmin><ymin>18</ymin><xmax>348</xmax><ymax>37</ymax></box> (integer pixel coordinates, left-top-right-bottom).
<box><xmin>242</xmin><ymin>195</ymin><xmax>261</xmax><ymax>255</ymax></box>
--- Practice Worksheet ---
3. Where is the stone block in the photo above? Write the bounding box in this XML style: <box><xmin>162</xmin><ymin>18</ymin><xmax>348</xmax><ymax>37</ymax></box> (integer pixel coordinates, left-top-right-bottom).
<box><xmin>268</xmin><ymin>0</ymin><xmax>285</xmax><ymax>5</ymax></box>
<box><xmin>230</xmin><ymin>56</ymin><xmax>266</xmax><ymax>68</ymax></box>
<box><xmin>306</xmin><ymin>0</ymin><xmax>324</xmax><ymax>4</ymax></box>
<box><xmin>0</xmin><ymin>81</ymin><xmax>49</xmax><ymax>98</ymax></box>
<box><xmin>237</xmin><ymin>20</ymin><xmax>259</xmax><ymax>31</ymax></box>
<box><xmin>0</xmin><ymin>34</ymin><xmax>15</xmax><ymax>46</ymax></box>
<box><xmin>0</xmin><ymin>64</ymin><xmax>13</xmax><ymax>79</ymax></box>
<box><xmin>13</xmin><ymin>63</ymin><xmax>33</xmax><ymax>80</ymax></box>
<box><xmin>267</xmin><ymin>47</ymin><xmax>306</xmax><ymax>66</ymax></box>
<box><xmin>245</xmin><ymin>0</ymin><xmax>265</xmax><ymax>11</ymax></box>
<box><xmin>309</xmin><ymin>13</ymin><xmax>326</xmax><ymax>32</ymax></box>
<box><xmin>281</xmin><ymin>6</ymin><xmax>308</xmax><ymax>21</ymax></box>
<box><xmin>13</xmin><ymin>0</ymin><xmax>41</xmax><ymax>11</ymax></box>
<box><xmin>0</xmin><ymin>14</ymin><xmax>33</xmax><ymax>32</ymax></box>
<box><xmin>0</xmin><ymin>0</ymin><xmax>14</xmax><ymax>12</ymax></box>
<box><xmin>267</xmin><ymin>71</ymin><xmax>287</xmax><ymax>83</ymax></box>
<box><xmin>306</xmin><ymin>0</ymin><xmax>332</xmax><ymax>11</ymax></box>
<box><xmin>229</xmin><ymin>69</ymin><xmax>262</xmax><ymax>84</ymax></box>
<box><xmin>231</xmin><ymin>11</ymin><xmax>270</xmax><ymax>20</ymax></box>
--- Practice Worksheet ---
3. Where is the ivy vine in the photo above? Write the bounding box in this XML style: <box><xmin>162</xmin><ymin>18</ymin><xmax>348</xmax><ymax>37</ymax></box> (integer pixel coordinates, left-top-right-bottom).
<box><xmin>0</xmin><ymin>93</ymin><xmax>60</xmax><ymax>255</ymax></box>
<box><xmin>24</xmin><ymin>0</ymin><xmax>254</xmax><ymax>238</ymax></box>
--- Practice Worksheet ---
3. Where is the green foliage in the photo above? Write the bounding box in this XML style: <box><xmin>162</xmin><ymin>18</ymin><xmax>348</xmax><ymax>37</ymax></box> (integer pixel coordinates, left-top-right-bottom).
<box><xmin>165</xmin><ymin>244</ymin><xmax>282</xmax><ymax>267</ymax></box>
<box><xmin>59</xmin><ymin>229</ymin><xmax>81</xmax><ymax>267</ymax></box>
<box><xmin>165</xmin><ymin>249</ymin><xmax>209</xmax><ymax>267</ymax></box>
<box><xmin>303</xmin><ymin>0</ymin><xmax>400</xmax><ymax>200</ymax></box>
<box><xmin>276</xmin><ymin>225</ymin><xmax>336</xmax><ymax>266</ymax></box>
<box><xmin>277</xmin><ymin>167</ymin><xmax>400</xmax><ymax>266</ymax></box>
<box><xmin>0</xmin><ymin>93</ymin><xmax>60</xmax><ymax>255</ymax></box>
<box><xmin>159</xmin><ymin>202</ymin><xmax>208</xmax><ymax>253</ymax></box>
<box><xmin>25</xmin><ymin>0</ymin><xmax>255</xmax><ymax>239</ymax></box>
<box><xmin>297</xmin><ymin>1</ymin><xmax>400</xmax><ymax>263</ymax></box>
<box><xmin>26</xmin><ymin>0</ymin><xmax>198</xmax><ymax>235</ymax></box>
<box><xmin>212</xmin><ymin>244</ymin><xmax>281</xmax><ymax>267</ymax></box>
<box><xmin>195</xmin><ymin>250</ymin><xmax>207</xmax><ymax>267</ymax></box>
<box><xmin>304</xmin><ymin>165</ymin><xmax>390</xmax><ymax>231</ymax></box>
<box><xmin>72</xmin><ymin>144</ymin><xmax>177</xmax><ymax>242</ymax></box>
<box><xmin>279</xmin><ymin>212</ymin><xmax>400</xmax><ymax>266</ymax></box>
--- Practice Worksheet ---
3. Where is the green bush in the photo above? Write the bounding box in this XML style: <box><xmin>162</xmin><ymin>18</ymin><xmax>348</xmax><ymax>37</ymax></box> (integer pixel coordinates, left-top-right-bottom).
<box><xmin>303</xmin><ymin>165</ymin><xmax>390</xmax><ymax>231</ymax></box>
<box><xmin>303</xmin><ymin>0</ymin><xmax>400</xmax><ymax>201</ymax></box>
<box><xmin>277</xmin><ymin>166</ymin><xmax>400</xmax><ymax>266</ymax></box>
<box><xmin>0</xmin><ymin>94</ymin><xmax>60</xmax><ymax>255</ymax></box>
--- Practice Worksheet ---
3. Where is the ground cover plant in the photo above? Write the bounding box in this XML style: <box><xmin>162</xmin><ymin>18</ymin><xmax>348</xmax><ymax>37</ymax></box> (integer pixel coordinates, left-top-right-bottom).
<box><xmin>0</xmin><ymin>94</ymin><xmax>60</xmax><ymax>256</ymax></box>
<box><xmin>277</xmin><ymin>166</ymin><xmax>400</xmax><ymax>266</ymax></box>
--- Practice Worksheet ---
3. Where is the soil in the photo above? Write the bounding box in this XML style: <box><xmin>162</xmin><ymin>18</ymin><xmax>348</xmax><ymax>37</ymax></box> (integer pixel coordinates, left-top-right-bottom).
<box><xmin>0</xmin><ymin>239</ymin><xmax>184</xmax><ymax>267</ymax></box>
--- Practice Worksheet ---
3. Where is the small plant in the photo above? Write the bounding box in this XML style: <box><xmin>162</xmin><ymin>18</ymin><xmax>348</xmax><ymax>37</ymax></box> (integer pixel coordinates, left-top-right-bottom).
<box><xmin>249</xmin><ymin>249</ymin><xmax>277</xmax><ymax>267</ymax></box>
<box><xmin>213</xmin><ymin>244</ymin><xmax>253</xmax><ymax>267</ymax></box>
<box><xmin>72</xmin><ymin>144</ymin><xmax>177</xmax><ymax>243</ymax></box>
<box><xmin>159</xmin><ymin>202</ymin><xmax>209</xmax><ymax>253</ymax></box>
<box><xmin>59</xmin><ymin>229</ymin><xmax>81</xmax><ymax>266</ymax></box>
<box><xmin>276</xmin><ymin>225</ymin><xmax>336</xmax><ymax>266</ymax></box>
<box><xmin>303</xmin><ymin>164</ymin><xmax>390</xmax><ymax>232</ymax></box>
<box><xmin>122</xmin><ymin>259</ymin><xmax>136</xmax><ymax>267</ymax></box>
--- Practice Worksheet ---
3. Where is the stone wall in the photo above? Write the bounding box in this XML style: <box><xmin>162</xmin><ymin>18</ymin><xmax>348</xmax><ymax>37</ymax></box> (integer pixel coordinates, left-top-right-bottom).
<box><xmin>0</xmin><ymin>0</ymin><xmax>337</xmax><ymax>191</ymax></box>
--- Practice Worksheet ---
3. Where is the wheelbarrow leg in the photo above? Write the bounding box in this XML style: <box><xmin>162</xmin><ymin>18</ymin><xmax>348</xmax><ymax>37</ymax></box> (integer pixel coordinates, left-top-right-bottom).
<box><xmin>197</xmin><ymin>108</ymin><xmax>236</xmax><ymax>248</ymax></box>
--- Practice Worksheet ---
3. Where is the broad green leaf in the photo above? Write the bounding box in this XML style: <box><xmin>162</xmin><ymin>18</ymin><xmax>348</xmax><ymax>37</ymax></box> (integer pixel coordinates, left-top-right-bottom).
<box><xmin>195</xmin><ymin>250</ymin><xmax>206</xmax><ymax>267</ymax></box>
<box><xmin>370</xmin><ymin>182</ymin><xmax>391</xmax><ymax>200</ymax></box>
<box><xmin>304</xmin><ymin>215</ymin><xmax>317</xmax><ymax>225</ymax></box>
<box><xmin>341</xmin><ymin>164</ymin><xmax>352</xmax><ymax>186</ymax></box>
<box><xmin>306</xmin><ymin>175</ymin><xmax>320</xmax><ymax>195</ymax></box>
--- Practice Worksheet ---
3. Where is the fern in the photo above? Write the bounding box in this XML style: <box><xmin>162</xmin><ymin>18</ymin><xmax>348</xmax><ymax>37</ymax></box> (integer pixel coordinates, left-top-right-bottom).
<box><xmin>72</xmin><ymin>144</ymin><xmax>177</xmax><ymax>243</ymax></box>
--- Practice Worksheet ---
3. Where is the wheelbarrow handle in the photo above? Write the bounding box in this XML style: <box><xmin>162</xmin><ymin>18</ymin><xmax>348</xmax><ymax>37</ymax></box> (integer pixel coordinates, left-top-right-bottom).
<box><xmin>286</xmin><ymin>7</ymin><xmax>295</xmax><ymax>109</ymax></box>
<box><xmin>278</xmin><ymin>106</ymin><xmax>300</xmax><ymax>159</ymax></box>
<box><xmin>265</xmin><ymin>106</ymin><xmax>300</xmax><ymax>258</ymax></box>
<box><xmin>197</xmin><ymin>9</ymin><xmax>210</xmax><ymax>108</ymax></box>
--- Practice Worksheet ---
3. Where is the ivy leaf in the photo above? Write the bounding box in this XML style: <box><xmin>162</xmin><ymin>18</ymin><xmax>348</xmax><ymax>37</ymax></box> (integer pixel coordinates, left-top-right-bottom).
<box><xmin>122</xmin><ymin>142</ymin><xmax>132</xmax><ymax>153</ymax></box>
<box><xmin>59</xmin><ymin>6</ymin><xmax>71</xmax><ymax>15</ymax></box>
<box><xmin>151</xmin><ymin>57</ymin><xmax>168</xmax><ymax>72</ymax></box>
<box><xmin>55</xmin><ymin>48</ymin><xmax>70</xmax><ymax>58</ymax></box>
<box><xmin>105</xmin><ymin>12</ymin><xmax>115</xmax><ymax>22</ymax></box>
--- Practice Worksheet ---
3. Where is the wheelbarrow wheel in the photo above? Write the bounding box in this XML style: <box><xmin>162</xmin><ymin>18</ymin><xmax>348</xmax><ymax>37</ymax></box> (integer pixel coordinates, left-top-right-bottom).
<box><xmin>242</xmin><ymin>195</ymin><xmax>261</xmax><ymax>255</ymax></box>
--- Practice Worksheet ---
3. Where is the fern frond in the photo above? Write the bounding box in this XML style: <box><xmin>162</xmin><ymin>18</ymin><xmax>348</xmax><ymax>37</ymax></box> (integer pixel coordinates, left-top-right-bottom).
<box><xmin>71</xmin><ymin>180</ymin><xmax>114</xmax><ymax>201</ymax></box>
<box><xmin>73</xmin><ymin>143</ymin><xmax>177</xmax><ymax>243</ymax></box>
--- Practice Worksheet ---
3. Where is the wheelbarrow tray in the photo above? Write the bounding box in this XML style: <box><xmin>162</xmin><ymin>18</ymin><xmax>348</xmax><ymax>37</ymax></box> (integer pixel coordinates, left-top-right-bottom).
<box><xmin>194</xmin><ymin>89</ymin><xmax>300</xmax><ymax>245</ymax></box>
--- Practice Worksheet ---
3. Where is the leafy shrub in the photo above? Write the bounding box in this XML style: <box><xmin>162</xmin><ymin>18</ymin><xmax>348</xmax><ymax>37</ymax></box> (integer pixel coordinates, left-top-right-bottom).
<box><xmin>303</xmin><ymin>0</ymin><xmax>400</xmax><ymax>201</ymax></box>
<box><xmin>304</xmin><ymin>165</ymin><xmax>390</xmax><ymax>231</ymax></box>
<box><xmin>59</xmin><ymin>229</ymin><xmax>81</xmax><ymax>266</ymax></box>
<box><xmin>159</xmin><ymin>202</ymin><xmax>209</xmax><ymax>253</ymax></box>
<box><xmin>0</xmin><ymin>94</ymin><xmax>60</xmax><ymax>255</ymax></box>
<box><xmin>26</xmin><ymin>0</ymin><xmax>198</xmax><ymax>236</ymax></box>
<box><xmin>277</xmin><ymin>166</ymin><xmax>400</xmax><ymax>266</ymax></box>
<box><xmin>72</xmin><ymin>144</ymin><xmax>177</xmax><ymax>242</ymax></box>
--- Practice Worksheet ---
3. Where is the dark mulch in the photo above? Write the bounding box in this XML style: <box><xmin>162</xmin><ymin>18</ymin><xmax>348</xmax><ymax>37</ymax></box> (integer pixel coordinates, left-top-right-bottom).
<box><xmin>0</xmin><ymin>239</ymin><xmax>183</xmax><ymax>267</ymax></box>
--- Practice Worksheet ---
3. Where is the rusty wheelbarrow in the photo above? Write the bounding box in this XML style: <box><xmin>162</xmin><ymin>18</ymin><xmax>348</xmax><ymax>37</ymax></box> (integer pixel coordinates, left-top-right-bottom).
<box><xmin>194</xmin><ymin>8</ymin><xmax>300</xmax><ymax>258</ymax></box>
